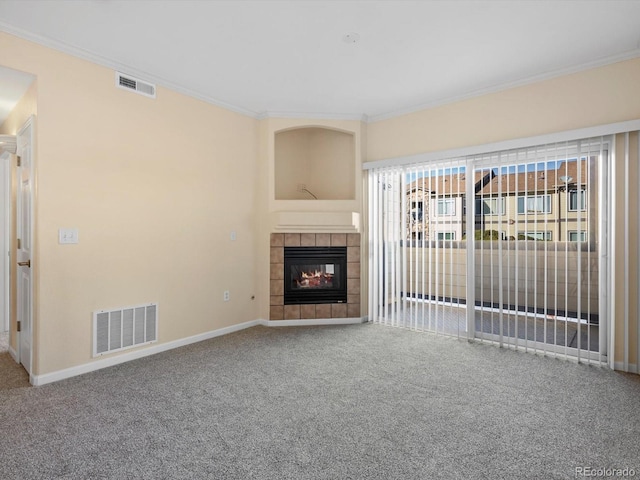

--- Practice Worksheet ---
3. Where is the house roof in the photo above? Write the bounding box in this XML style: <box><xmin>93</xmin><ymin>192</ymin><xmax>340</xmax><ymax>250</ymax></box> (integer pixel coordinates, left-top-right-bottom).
<box><xmin>407</xmin><ymin>170</ymin><xmax>485</xmax><ymax>196</ymax></box>
<box><xmin>478</xmin><ymin>160</ymin><xmax>589</xmax><ymax>196</ymax></box>
<box><xmin>407</xmin><ymin>159</ymin><xmax>589</xmax><ymax>197</ymax></box>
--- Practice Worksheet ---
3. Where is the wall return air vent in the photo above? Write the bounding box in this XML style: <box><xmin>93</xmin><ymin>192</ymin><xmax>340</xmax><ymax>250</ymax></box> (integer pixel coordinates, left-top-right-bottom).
<box><xmin>115</xmin><ymin>71</ymin><xmax>156</xmax><ymax>98</ymax></box>
<box><xmin>93</xmin><ymin>303</ymin><xmax>158</xmax><ymax>357</ymax></box>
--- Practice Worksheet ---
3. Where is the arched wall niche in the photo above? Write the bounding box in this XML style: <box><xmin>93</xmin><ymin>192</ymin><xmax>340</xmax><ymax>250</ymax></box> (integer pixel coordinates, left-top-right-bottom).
<box><xmin>274</xmin><ymin>126</ymin><xmax>355</xmax><ymax>200</ymax></box>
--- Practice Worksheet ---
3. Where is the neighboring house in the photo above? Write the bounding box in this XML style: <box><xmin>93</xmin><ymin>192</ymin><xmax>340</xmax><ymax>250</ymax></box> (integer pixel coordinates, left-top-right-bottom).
<box><xmin>406</xmin><ymin>159</ymin><xmax>592</xmax><ymax>242</ymax></box>
<box><xmin>406</xmin><ymin>170</ymin><xmax>493</xmax><ymax>241</ymax></box>
<box><xmin>407</xmin><ymin>171</ymin><xmax>466</xmax><ymax>241</ymax></box>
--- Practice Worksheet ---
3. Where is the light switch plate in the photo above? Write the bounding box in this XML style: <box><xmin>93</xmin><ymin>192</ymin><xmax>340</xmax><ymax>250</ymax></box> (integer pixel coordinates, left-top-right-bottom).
<box><xmin>59</xmin><ymin>228</ymin><xmax>79</xmax><ymax>244</ymax></box>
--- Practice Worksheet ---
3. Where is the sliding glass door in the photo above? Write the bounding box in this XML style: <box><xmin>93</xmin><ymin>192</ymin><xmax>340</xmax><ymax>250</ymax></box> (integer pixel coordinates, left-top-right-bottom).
<box><xmin>470</xmin><ymin>140</ymin><xmax>605</xmax><ymax>362</ymax></box>
<box><xmin>368</xmin><ymin>137</ymin><xmax>609</xmax><ymax>364</ymax></box>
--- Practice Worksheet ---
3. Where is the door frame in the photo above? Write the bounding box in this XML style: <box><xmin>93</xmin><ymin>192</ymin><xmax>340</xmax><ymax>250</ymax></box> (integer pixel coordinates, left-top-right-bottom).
<box><xmin>1</xmin><ymin>149</ymin><xmax>10</xmax><ymax>335</ymax></box>
<box><xmin>16</xmin><ymin>115</ymin><xmax>35</xmax><ymax>374</ymax></box>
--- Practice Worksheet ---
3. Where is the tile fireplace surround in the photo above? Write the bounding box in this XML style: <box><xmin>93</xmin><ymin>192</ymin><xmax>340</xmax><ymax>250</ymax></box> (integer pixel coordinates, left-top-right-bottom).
<box><xmin>270</xmin><ymin>233</ymin><xmax>361</xmax><ymax>320</ymax></box>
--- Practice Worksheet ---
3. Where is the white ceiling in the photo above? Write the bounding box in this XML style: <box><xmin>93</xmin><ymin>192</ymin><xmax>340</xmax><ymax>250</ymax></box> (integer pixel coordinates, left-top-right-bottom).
<box><xmin>1</xmin><ymin>0</ymin><xmax>640</xmax><ymax>123</ymax></box>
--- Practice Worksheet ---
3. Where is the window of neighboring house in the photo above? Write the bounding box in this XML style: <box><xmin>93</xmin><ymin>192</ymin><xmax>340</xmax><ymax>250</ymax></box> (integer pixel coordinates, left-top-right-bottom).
<box><xmin>568</xmin><ymin>230</ymin><xmax>587</xmax><ymax>242</ymax></box>
<box><xmin>475</xmin><ymin>197</ymin><xmax>505</xmax><ymax>215</ymax></box>
<box><xmin>568</xmin><ymin>189</ymin><xmax>587</xmax><ymax>211</ymax></box>
<box><xmin>437</xmin><ymin>231</ymin><xmax>456</xmax><ymax>240</ymax></box>
<box><xmin>411</xmin><ymin>201</ymin><xmax>423</xmax><ymax>221</ymax></box>
<box><xmin>436</xmin><ymin>198</ymin><xmax>456</xmax><ymax>216</ymax></box>
<box><xmin>517</xmin><ymin>195</ymin><xmax>551</xmax><ymax>214</ymax></box>
<box><xmin>518</xmin><ymin>231</ymin><xmax>552</xmax><ymax>241</ymax></box>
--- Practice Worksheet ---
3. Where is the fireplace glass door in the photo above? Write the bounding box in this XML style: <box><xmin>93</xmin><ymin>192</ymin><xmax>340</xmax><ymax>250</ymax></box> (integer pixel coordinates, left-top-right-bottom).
<box><xmin>284</xmin><ymin>247</ymin><xmax>347</xmax><ymax>304</ymax></box>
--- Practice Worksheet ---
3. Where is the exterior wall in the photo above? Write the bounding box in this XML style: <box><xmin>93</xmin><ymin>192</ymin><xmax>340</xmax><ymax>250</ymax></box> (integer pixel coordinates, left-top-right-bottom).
<box><xmin>407</xmin><ymin>190</ymin><xmax>592</xmax><ymax>242</ymax></box>
<box><xmin>477</xmin><ymin>191</ymin><xmax>591</xmax><ymax>242</ymax></box>
<box><xmin>1</xmin><ymin>32</ymin><xmax>260</xmax><ymax>376</ymax></box>
<box><xmin>429</xmin><ymin>196</ymin><xmax>464</xmax><ymax>241</ymax></box>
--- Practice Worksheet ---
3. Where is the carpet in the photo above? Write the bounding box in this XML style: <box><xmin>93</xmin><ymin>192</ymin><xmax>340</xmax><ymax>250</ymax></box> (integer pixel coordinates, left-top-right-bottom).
<box><xmin>0</xmin><ymin>323</ymin><xmax>638</xmax><ymax>479</ymax></box>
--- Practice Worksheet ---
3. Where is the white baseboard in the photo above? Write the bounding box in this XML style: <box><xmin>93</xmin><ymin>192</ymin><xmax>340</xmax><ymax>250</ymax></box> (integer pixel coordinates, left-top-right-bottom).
<box><xmin>8</xmin><ymin>344</ymin><xmax>18</xmax><ymax>362</ymax></box>
<box><xmin>30</xmin><ymin>317</ymin><xmax>367</xmax><ymax>386</ymax></box>
<box><xmin>261</xmin><ymin>317</ymin><xmax>366</xmax><ymax>327</ymax></box>
<box><xmin>613</xmin><ymin>362</ymin><xmax>639</xmax><ymax>374</ymax></box>
<box><xmin>31</xmin><ymin>319</ymin><xmax>261</xmax><ymax>386</ymax></box>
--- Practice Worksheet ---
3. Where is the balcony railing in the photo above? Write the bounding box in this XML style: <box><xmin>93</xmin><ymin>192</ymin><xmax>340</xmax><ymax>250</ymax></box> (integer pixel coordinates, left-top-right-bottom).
<box><xmin>388</xmin><ymin>240</ymin><xmax>599</xmax><ymax>323</ymax></box>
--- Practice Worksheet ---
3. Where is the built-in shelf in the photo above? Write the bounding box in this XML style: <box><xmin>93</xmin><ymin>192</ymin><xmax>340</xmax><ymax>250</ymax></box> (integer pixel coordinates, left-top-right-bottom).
<box><xmin>274</xmin><ymin>127</ymin><xmax>356</xmax><ymax>201</ymax></box>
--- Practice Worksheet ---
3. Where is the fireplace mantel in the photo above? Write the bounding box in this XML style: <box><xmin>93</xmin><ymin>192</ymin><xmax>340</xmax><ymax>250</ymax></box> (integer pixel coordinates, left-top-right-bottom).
<box><xmin>271</xmin><ymin>211</ymin><xmax>360</xmax><ymax>233</ymax></box>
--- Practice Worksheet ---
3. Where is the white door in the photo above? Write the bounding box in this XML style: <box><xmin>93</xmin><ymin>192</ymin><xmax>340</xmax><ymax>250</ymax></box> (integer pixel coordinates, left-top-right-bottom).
<box><xmin>16</xmin><ymin>118</ymin><xmax>33</xmax><ymax>374</ymax></box>
<box><xmin>0</xmin><ymin>151</ymin><xmax>9</xmax><ymax>333</ymax></box>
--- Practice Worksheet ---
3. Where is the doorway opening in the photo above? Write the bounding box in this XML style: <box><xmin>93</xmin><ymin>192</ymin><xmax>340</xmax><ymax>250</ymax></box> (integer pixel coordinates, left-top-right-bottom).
<box><xmin>0</xmin><ymin>64</ymin><xmax>36</xmax><ymax>379</ymax></box>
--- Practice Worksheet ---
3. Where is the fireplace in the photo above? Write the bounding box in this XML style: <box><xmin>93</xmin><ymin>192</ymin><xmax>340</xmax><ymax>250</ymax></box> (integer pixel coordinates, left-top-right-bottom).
<box><xmin>284</xmin><ymin>247</ymin><xmax>347</xmax><ymax>305</ymax></box>
<box><xmin>270</xmin><ymin>233</ymin><xmax>360</xmax><ymax>320</ymax></box>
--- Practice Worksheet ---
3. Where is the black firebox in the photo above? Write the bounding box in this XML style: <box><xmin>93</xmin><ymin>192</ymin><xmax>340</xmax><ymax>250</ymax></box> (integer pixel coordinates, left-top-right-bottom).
<box><xmin>284</xmin><ymin>246</ymin><xmax>347</xmax><ymax>305</ymax></box>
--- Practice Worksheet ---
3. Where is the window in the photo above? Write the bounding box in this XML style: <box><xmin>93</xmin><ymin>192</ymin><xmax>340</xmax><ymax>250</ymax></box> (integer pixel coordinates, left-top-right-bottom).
<box><xmin>437</xmin><ymin>232</ymin><xmax>456</xmax><ymax>240</ymax></box>
<box><xmin>411</xmin><ymin>201</ymin><xmax>423</xmax><ymax>221</ymax></box>
<box><xmin>568</xmin><ymin>230</ymin><xmax>587</xmax><ymax>242</ymax></box>
<box><xmin>518</xmin><ymin>231</ymin><xmax>552</xmax><ymax>241</ymax></box>
<box><xmin>436</xmin><ymin>198</ymin><xmax>456</xmax><ymax>216</ymax></box>
<box><xmin>569</xmin><ymin>189</ymin><xmax>587</xmax><ymax>211</ymax></box>
<box><xmin>517</xmin><ymin>195</ymin><xmax>551</xmax><ymax>214</ymax></box>
<box><xmin>369</xmin><ymin>135</ymin><xmax>607</xmax><ymax>364</ymax></box>
<box><xmin>475</xmin><ymin>197</ymin><xmax>505</xmax><ymax>215</ymax></box>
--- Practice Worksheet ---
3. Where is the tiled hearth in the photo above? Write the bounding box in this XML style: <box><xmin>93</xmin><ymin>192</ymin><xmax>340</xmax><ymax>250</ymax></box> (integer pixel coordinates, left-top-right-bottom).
<box><xmin>270</xmin><ymin>233</ymin><xmax>361</xmax><ymax>320</ymax></box>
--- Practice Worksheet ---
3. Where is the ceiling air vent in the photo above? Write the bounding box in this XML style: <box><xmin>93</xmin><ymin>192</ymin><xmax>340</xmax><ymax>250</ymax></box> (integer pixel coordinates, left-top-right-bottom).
<box><xmin>115</xmin><ymin>71</ymin><xmax>156</xmax><ymax>98</ymax></box>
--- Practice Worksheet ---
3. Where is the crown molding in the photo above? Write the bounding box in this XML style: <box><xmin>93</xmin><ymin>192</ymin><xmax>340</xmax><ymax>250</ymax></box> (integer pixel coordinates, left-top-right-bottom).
<box><xmin>367</xmin><ymin>48</ymin><xmax>640</xmax><ymax>123</ymax></box>
<box><xmin>0</xmin><ymin>21</ymin><xmax>261</xmax><ymax>119</ymax></box>
<box><xmin>3</xmin><ymin>21</ymin><xmax>640</xmax><ymax>125</ymax></box>
<box><xmin>257</xmin><ymin>111</ymin><xmax>368</xmax><ymax>122</ymax></box>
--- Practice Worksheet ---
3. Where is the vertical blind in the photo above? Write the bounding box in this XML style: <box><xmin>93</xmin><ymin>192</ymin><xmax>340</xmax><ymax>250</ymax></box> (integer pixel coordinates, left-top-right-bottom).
<box><xmin>368</xmin><ymin>137</ymin><xmax>617</xmax><ymax>366</ymax></box>
<box><xmin>612</xmin><ymin>131</ymin><xmax>640</xmax><ymax>373</ymax></box>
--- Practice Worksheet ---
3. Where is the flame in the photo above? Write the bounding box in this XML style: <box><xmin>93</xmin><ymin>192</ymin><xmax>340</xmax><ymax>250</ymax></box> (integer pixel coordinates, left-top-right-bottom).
<box><xmin>296</xmin><ymin>269</ymin><xmax>334</xmax><ymax>288</ymax></box>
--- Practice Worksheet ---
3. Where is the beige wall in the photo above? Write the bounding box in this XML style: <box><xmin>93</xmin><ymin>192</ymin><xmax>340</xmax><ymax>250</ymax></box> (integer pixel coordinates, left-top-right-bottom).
<box><xmin>1</xmin><ymin>32</ymin><xmax>259</xmax><ymax>375</ymax></box>
<box><xmin>274</xmin><ymin>128</ymin><xmax>310</xmax><ymax>200</ymax></box>
<box><xmin>366</xmin><ymin>58</ymin><xmax>640</xmax><ymax>369</ymax></box>
<box><xmin>307</xmin><ymin>128</ymin><xmax>355</xmax><ymax>200</ymax></box>
<box><xmin>367</xmin><ymin>58</ymin><xmax>640</xmax><ymax>162</ymax></box>
<box><xmin>0</xmin><ymin>80</ymin><xmax>37</xmax><ymax>354</ymax></box>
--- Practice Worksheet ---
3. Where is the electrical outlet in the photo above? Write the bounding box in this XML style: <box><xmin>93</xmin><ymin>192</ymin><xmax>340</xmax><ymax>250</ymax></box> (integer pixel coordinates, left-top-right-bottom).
<box><xmin>230</xmin><ymin>231</ymin><xmax>237</xmax><ymax>241</ymax></box>
<box><xmin>223</xmin><ymin>290</ymin><xmax>230</xmax><ymax>302</ymax></box>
